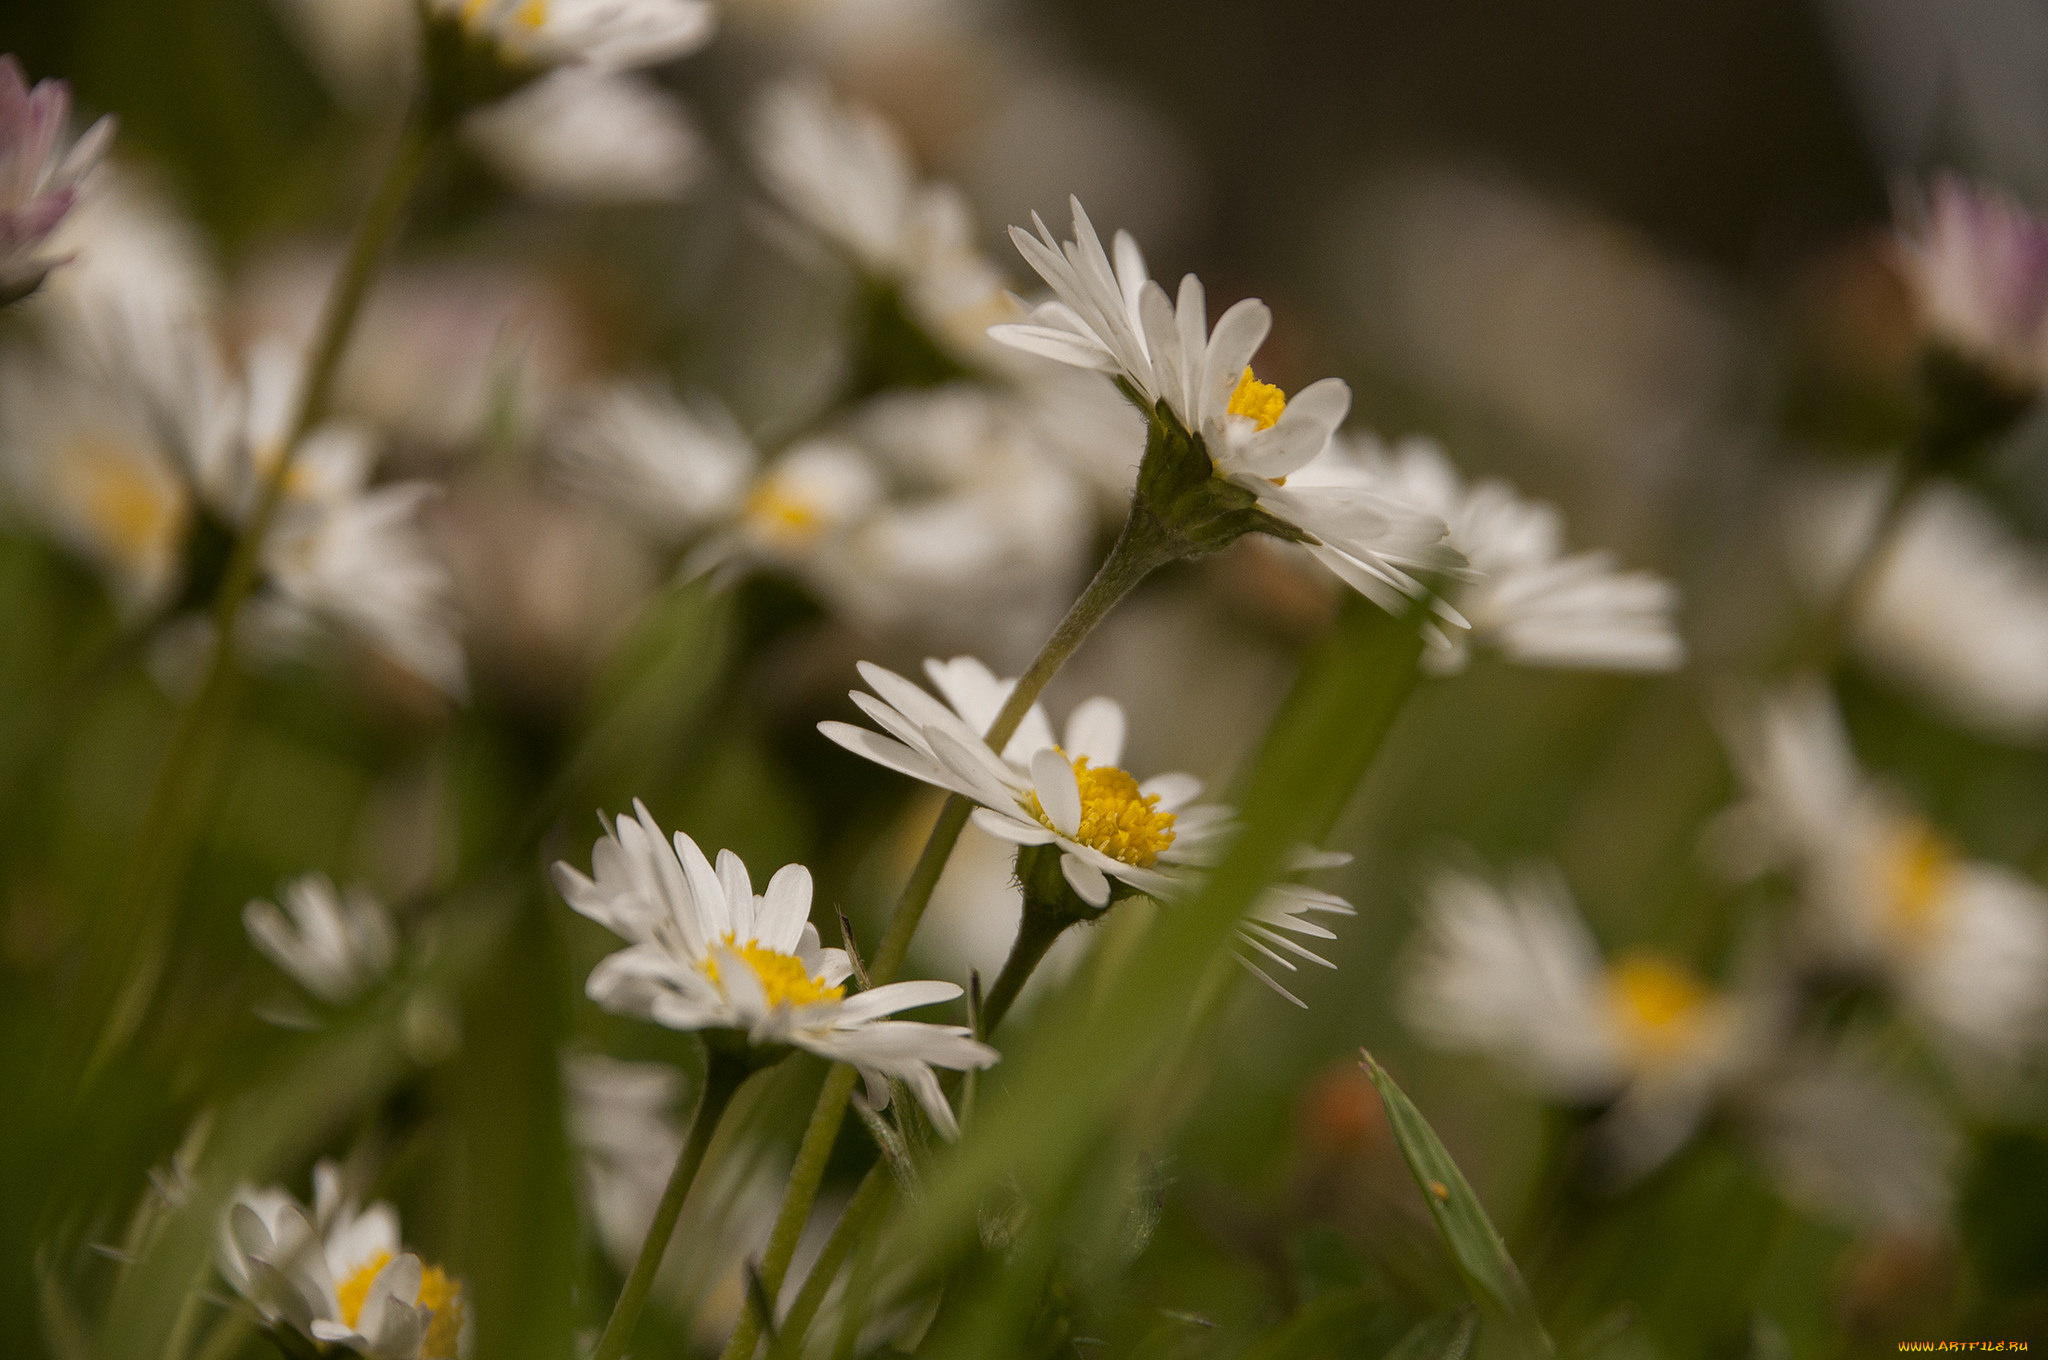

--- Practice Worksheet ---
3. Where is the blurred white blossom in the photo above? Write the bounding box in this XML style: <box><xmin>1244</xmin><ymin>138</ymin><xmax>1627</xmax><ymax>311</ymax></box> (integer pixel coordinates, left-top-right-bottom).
<box><xmin>464</xmin><ymin>68</ymin><xmax>706</xmax><ymax>203</ymax></box>
<box><xmin>0</xmin><ymin>56</ymin><xmax>113</xmax><ymax>305</ymax></box>
<box><xmin>1894</xmin><ymin>173</ymin><xmax>2048</xmax><ymax>390</ymax></box>
<box><xmin>1714</xmin><ymin>678</ymin><xmax>2048</xmax><ymax>1070</ymax></box>
<box><xmin>243</xmin><ymin>874</ymin><xmax>397</xmax><ymax>1006</ymax></box>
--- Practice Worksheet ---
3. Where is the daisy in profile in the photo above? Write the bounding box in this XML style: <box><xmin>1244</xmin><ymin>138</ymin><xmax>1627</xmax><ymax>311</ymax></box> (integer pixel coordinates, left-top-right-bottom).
<box><xmin>1787</xmin><ymin>467</ymin><xmax>2048</xmax><ymax>743</ymax></box>
<box><xmin>220</xmin><ymin>1161</ymin><xmax>468</xmax><ymax>1358</ymax></box>
<box><xmin>425</xmin><ymin>0</ymin><xmax>715</xmax><ymax>80</ymax></box>
<box><xmin>990</xmin><ymin>197</ymin><xmax>1455</xmax><ymax>608</ymax></box>
<box><xmin>820</xmin><ymin>657</ymin><xmax>1356</xmax><ymax>1000</ymax></box>
<box><xmin>751</xmin><ymin>82</ymin><xmax>1011</xmax><ymax>368</ymax></box>
<box><xmin>1713</xmin><ymin>678</ymin><xmax>2048</xmax><ymax>1070</ymax></box>
<box><xmin>552</xmin><ymin>805</ymin><xmax>996</xmax><ymax>1136</ymax></box>
<box><xmin>1893</xmin><ymin>174</ymin><xmax>2048</xmax><ymax>398</ymax></box>
<box><xmin>243</xmin><ymin>873</ymin><xmax>397</xmax><ymax>1006</ymax></box>
<box><xmin>1402</xmin><ymin>862</ymin><xmax>1755</xmax><ymax>1182</ymax></box>
<box><xmin>1299</xmin><ymin>434</ymin><xmax>1684</xmax><ymax>673</ymax></box>
<box><xmin>0</xmin><ymin>55</ymin><xmax>114</xmax><ymax>306</ymax></box>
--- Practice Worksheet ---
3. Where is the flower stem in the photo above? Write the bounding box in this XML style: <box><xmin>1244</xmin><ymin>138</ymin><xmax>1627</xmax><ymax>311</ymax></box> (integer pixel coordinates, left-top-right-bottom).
<box><xmin>72</xmin><ymin>112</ymin><xmax>437</xmax><ymax>1083</ymax></box>
<box><xmin>590</xmin><ymin>1054</ymin><xmax>751</xmax><ymax>1360</ymax></box>
<box><xmin>1808</xmin><ymin>444</ymin><xmax>1927</xmax><ymax>668</ymax></box>
<box><xmin>719</xmin><ymin>496</ymin><xmax>1181</xmax><ymax>1360</ymax></box>
<box><xmin>764</xmin><ymin>1166</ymin><xmax>894</xmax><ymax>1360</ymax></box>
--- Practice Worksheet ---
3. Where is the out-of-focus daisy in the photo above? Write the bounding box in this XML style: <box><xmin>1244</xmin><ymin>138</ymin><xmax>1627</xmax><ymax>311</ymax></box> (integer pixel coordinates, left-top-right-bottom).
<box><xmin>220</xmin><ymin>1161</ymin><xmax>468</xmax><ymax>1358</ymax></box>
<box><xmin>553</xmin><ymin>380</ymin><xmax>1098</xmax><ymax>657</ymax></box>
<box><xmin>243</xmin><ymin>874</ymin><xmax>397</xmax><ymax>1005</ymax></box>
<box><xmin>1894</xmin><ymin>174</ymin><xmax>2048</xmax><ymax>397</ymax></box>
<box><xmin>1714</xmin><ymin>679</ymin><xmax>2048</xmax><ymax>1069</ymax></box>
<box><xmin>1299</xmin><ymin>434</ymin><xmax>1683</xmax><ymax>674</ymax></box>
<box><xmin>751</xmin><ymin>82</ymin><xmax>1011</xmax><ymax>366</ymax></box>
<box><xmin>1402</xmin><ymin>863</ymin><xmax>1753</xmax><ymax>1181</ymax></box>
<box><xmin>1788</xmin><ymin>467</ymin><xmax>2048</xmax><ymax>742</ymax></box>
<box><xmin>0</xmin><ymin>56</ymin><xmax>114</xmax><ymax>306</ymax></box>
<box><xmin>820</xmin><ymin>656</ymin><xmax>1356</xmax><ymax>1001</ymax></box>
<box><xmin>564</xmin><ymin>1053</ymin><xmax>688</xmax><ymax>1269</ymax></box>
<box><xmin>463</xmin><ymin>68</ymin><xmax>705</xmax><ymax>203</ymax></box>
<box><xmin>424</xmin><ymin>0</ymin><xmax>715</xmax><ymax>82</ymax></box>
<box><xmin>990</xmin><ymin>198</ymin><xmax>1453</xmax><ymax>608</ymax></box>
<box><xmin>0</xmin><ymin>300</ymin><xmax>466</xmax><ymax>695</ymax></box>
<box><xmin>553</xmin><ymin>806</ymin><xmax>997</xmax><ymax>1136</ymax></box>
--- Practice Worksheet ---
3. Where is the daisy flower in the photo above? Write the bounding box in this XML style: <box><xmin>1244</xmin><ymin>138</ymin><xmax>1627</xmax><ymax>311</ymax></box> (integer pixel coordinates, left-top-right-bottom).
<box><xmin>1713</xmin><ymin>679</ymin><xmax>2048</xmax><ymax>1069</ymax></box>
<box><xmin>243</xmin><ymin>873</ymin><xmax>397</xmax><ymax>1006</ymax></box>
<box><xmin>0</xmin><ymin>298</ymin><xmax>467</xmax><ymax>695</ymax></box>
<box><xmin>1787</xmin><ymin>467</ymin><xmax>2048</xmax><ymax>742</ymax></box>
<box><xmin>1297</xmin><ymin>434</ymin><xmax>1684</xmax><ymax>674</ymax></box>
<box><xmin>220</xmin><ymin>1161</ymin><xmax>468</xmax><ymax>1358</ymax></box>
<box><xmin>1894</xmin><ymin>173</ymin><xmax>2048</xmax><ymax>395</ymax></box>
<box><xmin>1402</xmin><ymin>863</ymin><xmax>1754</xmax><ymax>1182</ymax></box>
<box><xmin>0</xmin><ymin>56</ymin><xmax>114</xmax><ymax>306</ymax></box>
<box><xmin>463</xmin><ymin>67</ymin><xmax>704</xmax><ymax>203</ymax></box>
<box><xmin>552</xmin><ymin>806</ymin><xmax>997</xmax><ymax>1137</ymax></box>
<box><xmin>819</xmin><ymin>657</ymin><xmax>1357</xmax><ymax>1001</ymax></box>
<box><xmin>751</xmin><ymin>82</ymin><xmax>1011</xmax><ymax>366</ymax></box>
<box><xmin>426</xmin><ymin>0</ymin><xmax>715</xmax><ymax>76</ymax></box>
<box><xmin>989</xmin><ymin>197</ymin><xmax>1455</xmax><ymax>608</ymax></box>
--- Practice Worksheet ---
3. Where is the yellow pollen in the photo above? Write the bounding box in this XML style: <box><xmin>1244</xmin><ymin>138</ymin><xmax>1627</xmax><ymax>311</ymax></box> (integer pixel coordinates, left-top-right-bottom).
<box><xmin>336</xmin><ymin>1252</ymin><xmax>465</xmax><ymax>1358</ymax></box>
<box><xmin>1883</xmin><ymin>821</ymin><xmax>1956</xmax><ymax>947</ymax></box>
<box><xmin>704</xmin><ymin>933</ymin><xmax>846</xmax><ymax>1008</ymax></box>
<box><xmin>336</xmin><ymin>1251</ymin><xmax>392</xmax><ymax>1328</ymax></box>
<box><xmin>514</xmin><ymin>0</ymin><xmax>548</xmax><ymax>28</ymax></box>
<box><xmin>744</xmin><ymin>480</ymin><xmax>824</xmax><ymax>546</ymax></box>
<box><xmin>63</xmin><ymin>441</ymin><xmax>185</xmax><ymax>571</ymax></box>
<box><xmin>1028</xmin><ymin>755</ymin><xmax>1178</xmax><ymax>869</ymax></box>
<box><xmin>1228</xmin><ymin>367</ymin><xmax>1287</xmax><ymax>431</ymax></box>
<box><xmin>1605</xmin><ymin>953</ymin><xmax>1710</xmax><ymax>1065</ymax></box>
<box><xmin>416</xmin><ymin>1265</ymin><xmax>465</xmax><ymax>1360</ymax></box>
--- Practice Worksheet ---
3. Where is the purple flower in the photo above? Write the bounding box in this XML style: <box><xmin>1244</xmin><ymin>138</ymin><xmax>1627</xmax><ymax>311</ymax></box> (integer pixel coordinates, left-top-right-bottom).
<box><xmin>0</xmin><ymin>55</ymin><xmax>114</xmax><ymax>306</ymax></box>
<box><xmin>1896</xmin><ymin>174</ymin><xmax>2048</xmax><ymax>390</ymax></box>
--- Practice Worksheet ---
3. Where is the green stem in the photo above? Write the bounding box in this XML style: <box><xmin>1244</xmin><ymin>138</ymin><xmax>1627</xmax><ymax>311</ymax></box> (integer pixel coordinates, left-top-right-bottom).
<box><xmin>590</xmin><ymin>1054</ymin><xmax>751</xmax><ymax>1360</ymax></box>
<box><xmin>765</xmin><ymin>1166</ymin><xmax>894</xmax><ymax>1360</ymax></box>
<box><xmin>719</xmin><ymin>498</ymin><xmax>1180</xmax><ymax>1360</ymax></box>
<box><xmin>73</xmin><ymin>112</ymin><xmax>438</xmax><ymax>1083</ymax></box>
<box><xmin>1808</xmin><ymin>444</ymin><xmax>1927</xmax><ymax>669</ymax></box>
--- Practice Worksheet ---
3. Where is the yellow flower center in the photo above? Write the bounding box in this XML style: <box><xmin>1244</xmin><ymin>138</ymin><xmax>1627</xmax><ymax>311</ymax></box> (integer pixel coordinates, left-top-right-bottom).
<box><xmin>1029</xmin><ymin>755</ymin><xmax>1178</xmax><ymax>869</ymax></box>
<box><xmin>1605</xmin><ymin>953</ymin><xmax>1711</xmax><ymax>1065</ymax></box>
<box><xmin>1228</xmin><ymin>367</ymin><xmax>1287</xmax><ymax>431</ymax></box>
<box><xmin>744</xmin><ymin>480</ymin><xmax>825</xmax><ymax>547</ymax></box>
<box><xmin>704</xmin><ymin>933</ymin><xmax>846</xmax><ymax>1008</ymax></box>
<box><xmin>1882</xmin><ymin>820</ymin><xmax>1956</xmax><ymax>948</ymax></box>
<box><xmin>460</xmin><ymin>0</ymin><xmax>546</xmax><ymax>31</ymax></box>
<box><xmin>62</xmin><ymin>440</ymin><xmax>186</xmax><ymax>572</ymax></box>
<box><xmin>335</xmin><ymin>1252</ymin><xmax>465</xmax><ymax>1359</ymax></box>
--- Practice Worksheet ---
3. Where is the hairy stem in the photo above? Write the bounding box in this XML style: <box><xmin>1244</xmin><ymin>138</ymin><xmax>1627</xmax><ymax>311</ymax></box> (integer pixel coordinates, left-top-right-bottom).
<box><xmin>591</xmin><ymin>1055</ymin><xmax>751</xmax><ymax>1360</ymax></box>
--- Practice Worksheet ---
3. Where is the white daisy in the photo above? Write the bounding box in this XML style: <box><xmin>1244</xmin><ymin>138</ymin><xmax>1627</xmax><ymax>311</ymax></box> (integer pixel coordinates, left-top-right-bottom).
<box><xmin>1894</xmin><ymin>173</ymin><xmax>2048</xmax><ymax>392</ymax></box>
<box><xmin>751</xmin><ymin>82</ymin><xmax>1012</xmax><ymax>363</ymax></box>
<box><xmin>1402</xmin><ymin>863</ymin><xmax>1753</xmax><ymax>1181</ymax></box>
<box><xmin>818</xmin><ymin>656</ymin><xmax>1357</xmax><ymax>1003</ymax></box>
<box><xmin>427</xmin><ymin>0</ymin><xmax>716</xmax><ymax>75</ymax></box>
<box><xmin>0</xmin><ymin>56</ymin><xmax>114</xmax><ymax>305</ymax></box>
<box><xmin>989</xmin><ymin>197</ymin><xmax>1453</xmax><ymax>608</ymax></box>
<box><xmin>552</xmin><ymin>381</ymin><xmax>756</xmax><ymax>540</ymax></box>
<box><xmin>1788</xmin><ymin>466</ymin><xmax>2048</xmax><ymax>742</ymax></box>
<box><xmin>463</xmin><ymin>67</ymin><xmax>705</xmax><ymax>203</ymax></box>
<box><xmin>819</xmin><ymin>656</ymin><xmax>1231</xmax><ymax>908</ymax></box>
<box><xmin>1298</xmin><ymin>434</ymin><xmax>1683</xmax><ymax>674</ymax></box>
<box><xmin>1713</xmin><ymin>679</ymin><xmax>2048</xmax><ymax>1068</ymax></box>
<box><xmin>552</xmin><ymin>806</ymin><xmax>997</xmax><ymax>1137</ymax></box>
<box><xmin>563</xmin><ymin>1053</ymin><xmax>688</xmax><ymax>1269</ymax></box>
<box><xmin>220</xmin><ymin>1161</ymin><xmax>468</xmax><ymax>1359</ymax></box>
<box><xmin>243</xmin><ymin>873</ymin><xmax>397</xmax><ymax>1005</ymax></box>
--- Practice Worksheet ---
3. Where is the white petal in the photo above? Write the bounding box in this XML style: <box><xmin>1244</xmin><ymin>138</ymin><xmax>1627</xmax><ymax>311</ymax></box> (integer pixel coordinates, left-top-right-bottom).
<box><xmin>1060</xmin><ymin>852</ymin><xmax>1111</xmax><ymax>907</ymax></box>
<box><xmin>1062</xmin><ymin>697</ymin><xmax>1126</xmax><ymax>767</ymax></box>
<box><xmin>1030</xmin><ymin>748</ymin><xmax>1082</xmax><ymax>836</ymax></box>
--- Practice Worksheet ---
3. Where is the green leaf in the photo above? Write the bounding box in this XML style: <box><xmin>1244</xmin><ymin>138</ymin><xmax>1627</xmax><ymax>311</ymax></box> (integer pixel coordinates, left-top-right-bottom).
<box><xmin>1359</xmin><ymin>1052</ymin><xmax>1553</xmax><ymax>1359</ymax></box>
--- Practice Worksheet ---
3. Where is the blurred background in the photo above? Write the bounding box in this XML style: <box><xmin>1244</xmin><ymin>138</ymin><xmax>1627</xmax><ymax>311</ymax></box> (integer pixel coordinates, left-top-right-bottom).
<box><xmin>3</xmin><ymin>0</ymin><xmax>2047</xmax><ymax>1356</ymax></box>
